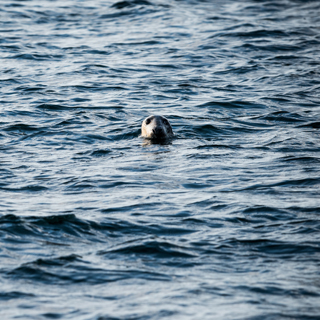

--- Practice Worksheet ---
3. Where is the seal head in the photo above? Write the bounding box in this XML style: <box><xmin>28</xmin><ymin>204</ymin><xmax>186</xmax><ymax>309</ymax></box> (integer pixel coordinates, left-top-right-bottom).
<box><xmin>141</xmin><ymin>115</ymin><xmax>173</xmax><ymax>141</ymax></box>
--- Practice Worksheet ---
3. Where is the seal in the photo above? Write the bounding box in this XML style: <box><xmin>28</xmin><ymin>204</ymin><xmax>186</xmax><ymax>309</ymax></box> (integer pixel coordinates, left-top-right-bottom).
<box><xmin>141</xmin><ymin>115</ymin><xmax>173</xmax><ymax>140</ymax></box>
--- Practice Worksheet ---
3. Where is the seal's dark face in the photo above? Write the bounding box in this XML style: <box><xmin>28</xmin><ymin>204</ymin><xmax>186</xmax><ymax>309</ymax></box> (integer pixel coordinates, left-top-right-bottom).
<box><xmin>141</xmin><ymin>115</ymin><xmax>173</xmax><ymax>140</ymax></box>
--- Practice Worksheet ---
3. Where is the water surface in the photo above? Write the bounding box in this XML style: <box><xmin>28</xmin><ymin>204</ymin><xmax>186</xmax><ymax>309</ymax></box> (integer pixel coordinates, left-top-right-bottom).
<box><xmin>1</xmin><ymin>0</ymin><xmax>320</xmax><ymax>319</ymax></box>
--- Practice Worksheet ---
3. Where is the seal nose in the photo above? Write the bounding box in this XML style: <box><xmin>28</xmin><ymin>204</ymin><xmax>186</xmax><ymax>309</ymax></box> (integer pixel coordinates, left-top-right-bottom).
<box><xmin>152</xmin><ymin>127</ymin><xmax>164</xmax><ymax>138</ymax></box>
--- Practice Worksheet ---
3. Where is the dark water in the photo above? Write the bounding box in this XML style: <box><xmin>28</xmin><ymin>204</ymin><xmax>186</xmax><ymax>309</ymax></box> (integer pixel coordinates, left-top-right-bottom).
<box><xmin>1</xmin><ymin>0</ymin><xmax>320</xmax><ymax>319</ymax></box>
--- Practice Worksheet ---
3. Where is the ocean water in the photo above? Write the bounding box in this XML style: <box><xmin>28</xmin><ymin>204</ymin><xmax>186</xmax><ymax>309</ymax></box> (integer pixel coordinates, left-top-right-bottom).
<box><xmin>1</xmin><ymin>0</ymin><xmax>320</xmax><ymax>319</ymax></box>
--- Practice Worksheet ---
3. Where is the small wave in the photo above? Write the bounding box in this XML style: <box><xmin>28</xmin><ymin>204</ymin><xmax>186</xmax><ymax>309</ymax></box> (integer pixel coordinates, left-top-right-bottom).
<box><xmin>224</xmin><ymin>238</ymin><xmax>320</xmax><ymax>256</ymax></box>
<box><xmin>0</xmin><ymin>214</ymin><xmax>98</xmax><ymax>243</ymax></box>
<box><xmin>3</xmin><ymin>123</ymin><xmax>42</xmax><ymax>133</ymax></box>
<box><xmin>111</xmin><ymin>0</ymin><xmax>154</xmax><ymax>10</ymax></box>
<box><xmin>237</xmin><ymin>285</ymin><xmax>319</xmax><ymax>297</ymax></box>
<box><xmin>214</xmin><ymin>29</ymin><xmax>288</xmax><ymax>39</ymax></box>
<box><xmin>100</xmin><ymin>239</ymin><xmax>196</xmax><ymax>258</ymax></box>
<box><xmin>9</xmin><ymin>53</ymin><xmax>63</xmax><ymax>60</ymax></box>
<box><xmin>1</xmin><ymin>185</ymin><xmax>48</xmax><ymax>192</ymax></box>
<box><xmin>0</xmin><ymin>291</ymin><xmax>35</xmax><ymax>301</ymax></box>
<box><xmin>65</xmin><ymin>85</ymin><xmax>128</xmax><ymax>92</ymax></box>
<box><xmin>253</xmin><ymin>111</ymin><xmax>305</xmax><ymax>123</ymax></box>
<box><xmin>0</xmin><ymin>214</ymin><xmax>194</xmax><ymax>244</ymax></box>
<box><xmin>281</xmin><ymin>156</ymin><xmax>320</xmax><ymax>163</ymax></box>
<box><xmin>195</xmin><ymin>100</ymin><xmax>265</xmax><ymax>110</ymax></box>
<box><xmin>35</xmin><ymin>104</ymin><xmax>72</xmax><ymax>111</ymax></box>
<box><xmin>232</xmin><ymin>177</ymin><xmax>320</xmax><ymax>193</ymax></box>
<box><xmin>74</xmin><ymin>148</ymin><xmax>113</xmax><ymax>159</ymax></box>
<box><xmin>298</xmin><ymin>121</ymin><xmax>320</xmax><ymax>129</ymax></box>
<box><xmin>7</xmin><ymin>255</ymin><xmax>170</xmax><ymax>284</ymax></box>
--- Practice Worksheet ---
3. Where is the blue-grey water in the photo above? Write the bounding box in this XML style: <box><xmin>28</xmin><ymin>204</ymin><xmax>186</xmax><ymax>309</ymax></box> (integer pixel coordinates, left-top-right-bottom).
<box><xmin>1</xmin><ymin>0</ymin><xmax>320</xmax><ymax>319</ymax></box>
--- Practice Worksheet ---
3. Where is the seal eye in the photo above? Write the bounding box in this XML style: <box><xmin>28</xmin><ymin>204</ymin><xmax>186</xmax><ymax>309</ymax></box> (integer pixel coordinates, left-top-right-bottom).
<box><xmin>146</xmin><ymin>118</ymin><xmax>151</xmax><ymax>125</ymax></box>
<box><xmin>163</xmin><ymin>119</ymin><xmax>168</xmax><ymax>126</ymax></box>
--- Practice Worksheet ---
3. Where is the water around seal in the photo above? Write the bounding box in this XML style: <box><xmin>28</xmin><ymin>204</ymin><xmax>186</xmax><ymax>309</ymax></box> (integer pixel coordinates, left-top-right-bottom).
<box><xmin>1</xmin><ymin>0</ymin><xmax>320</xmax><ymax>319</ymax></box>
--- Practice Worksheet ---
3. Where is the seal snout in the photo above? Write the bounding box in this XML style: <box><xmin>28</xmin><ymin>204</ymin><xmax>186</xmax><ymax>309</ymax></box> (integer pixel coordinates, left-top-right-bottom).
<box><xmin>141</xmin><ymin>115</ymin><xmax>173</xmax><ymax>141</ymax></box>
<box><xmin>152</xmin><ymin>126</ymin><xmax>165</xmax><ymax>138</ymax></box>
